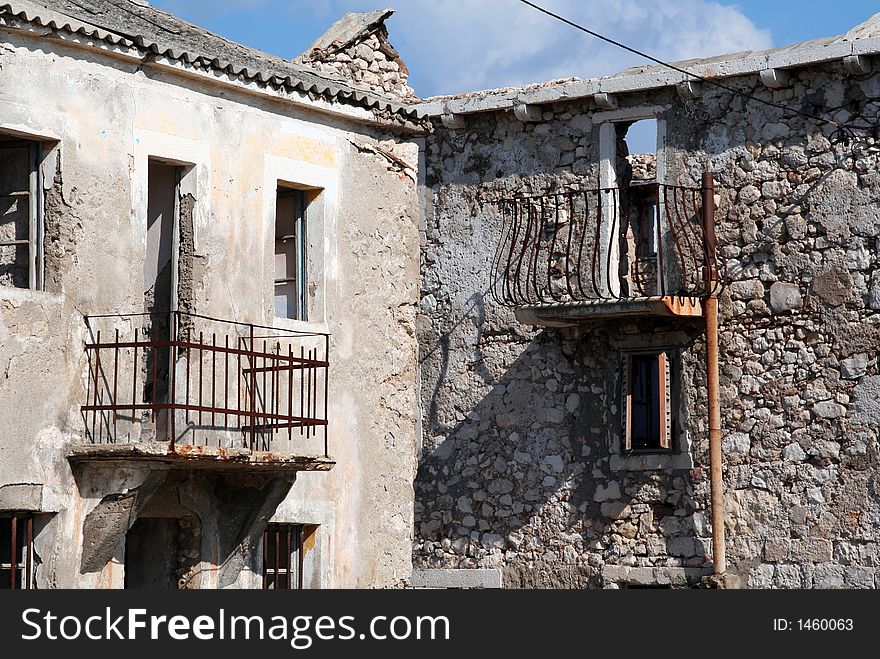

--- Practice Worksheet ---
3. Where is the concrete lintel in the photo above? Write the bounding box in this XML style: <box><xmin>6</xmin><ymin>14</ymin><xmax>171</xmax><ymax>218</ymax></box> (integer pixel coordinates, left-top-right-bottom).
<box><xmin>513</xmin><ymin>103</ymin><xmax>543</xmax><ymax>122</ymax></box>
<box><xmin>610</xmin><ymin>452</ymin><xmax>694</xmax><ymax>472</ymax></box>
<box><xmin>602</xmin><ymin>565</ymin><xmax>711</xmax><ymax>587</ymax></box>
<box><xmin>0</xmin><ymin>483</ymin><xmax>43</xmax><ymax>512</ymax></box>
<box><xmin>440</xmin><ymin>113</ymin><xmax>467</xmax><ymax>130</ymax></box>
<box><xmin>843</xmin><ymin>54</ymin><xmax>872</xmax><ymax>75</ymax></box>
<box><xmin>676</xmin><ymin>80</ymin><xmax>702</xmax><ymax>100</ymax></box>
<box><xmin>591</xmin><ymin>104</ymin><xmax>668</xmax><ymax>124</ymax></box>
<box><xmin>593</xmin><ymin>92</ymin><xmax>618</xmax><ymax>110</ymax></box>
<box><xmin>759</xmin><ymin>68</ymin><xmax>791</xmax><ymax>89</ymax></box>
<box><xmin>410</xmin><ymin>569</ymin><xmax>502</xmax><ymax>589</ymax></box>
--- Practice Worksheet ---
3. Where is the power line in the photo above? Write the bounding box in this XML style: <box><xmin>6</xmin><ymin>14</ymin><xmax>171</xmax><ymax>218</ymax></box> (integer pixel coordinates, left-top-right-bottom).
<box><xmin>517</xmin><ymin>0</ymin><xmax>870</xmax><ymax>140</ymax></box>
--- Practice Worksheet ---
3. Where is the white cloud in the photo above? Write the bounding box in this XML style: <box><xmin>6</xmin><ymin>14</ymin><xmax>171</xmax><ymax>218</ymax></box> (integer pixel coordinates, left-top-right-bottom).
<box><xmin>289</xmin><ymin>0</ymin><xmax>773</xmax><ymax>97</ymax></box>
<box><xmin>155</xmin><ymin>1</ymin><xmax>772</xmax><ymax>97</ymax></box>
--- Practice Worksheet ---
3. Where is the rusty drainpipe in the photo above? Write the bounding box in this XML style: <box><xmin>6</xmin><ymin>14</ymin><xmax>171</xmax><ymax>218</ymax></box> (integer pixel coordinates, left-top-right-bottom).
<box><xmin>702</xmin><ymin>172</ymin><xmax>726</xmax><ymax>576</ymax></box>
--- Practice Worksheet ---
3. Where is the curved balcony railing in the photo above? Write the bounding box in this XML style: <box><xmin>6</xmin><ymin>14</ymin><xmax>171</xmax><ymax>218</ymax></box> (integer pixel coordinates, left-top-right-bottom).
<box><xmin>490</xmin><ymin>181</ymin><xmax>719</xmax><ymax>308</ymax></box>
<box><xmin>80</xmin><ymin>311</ymin><xmax>329</xmax><ymax>458</ymax></box>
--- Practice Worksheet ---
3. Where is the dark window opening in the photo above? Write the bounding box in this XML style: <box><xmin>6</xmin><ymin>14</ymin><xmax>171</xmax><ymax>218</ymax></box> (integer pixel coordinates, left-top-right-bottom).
<box><xmin>631</xmin><ymin>183</ymin><xmax>659</xmax><ymax>258</ymax></box>
<box><xmin>1</xmin><ymin>513</ymin><xmax>33</xmax><ymax>589</ymax></box>
<box><xmin>274</xmin><ymin>188</ymin><xmax>307</xmax><ymax>320</ymax></box>
<box><xmin>263</xmin><ymin>523</ymin><xmax>304</xmax><ymax>590</ymax></box>
<box><xmin>0</xmin><ymin>137</ymin><xmax>42</xmax><ymax>290</ymax></box>
<box><xmin>625</xmin><ymin>351</ymin><xmax>672</xmax><ymax>452</ymax></box>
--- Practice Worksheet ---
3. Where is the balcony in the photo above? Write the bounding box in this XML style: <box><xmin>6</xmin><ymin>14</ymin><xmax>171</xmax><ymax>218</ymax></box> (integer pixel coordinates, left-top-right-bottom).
<box><xmin>490</xmin><ymin>180</ymin><xmax>718</xmax><ymax>326</ymax></box>
<box><xmin>72</xmin><ymin>312</ymin><xmax>333</xmax><ymax>472</ymax></box>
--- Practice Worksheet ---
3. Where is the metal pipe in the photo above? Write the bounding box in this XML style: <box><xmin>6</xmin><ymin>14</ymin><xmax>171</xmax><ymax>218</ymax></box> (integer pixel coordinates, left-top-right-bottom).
<box><xmin>702</xmin><ymin>172</ymin><xmax>726</xmax><ymax>576</ymax></box>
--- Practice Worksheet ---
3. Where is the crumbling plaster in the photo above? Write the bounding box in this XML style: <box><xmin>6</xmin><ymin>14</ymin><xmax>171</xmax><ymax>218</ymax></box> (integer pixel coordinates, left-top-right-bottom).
<box><xmin>0</xmin><ymin>25</ymin><xmax>421</xmax><ymax>588</ymax></box>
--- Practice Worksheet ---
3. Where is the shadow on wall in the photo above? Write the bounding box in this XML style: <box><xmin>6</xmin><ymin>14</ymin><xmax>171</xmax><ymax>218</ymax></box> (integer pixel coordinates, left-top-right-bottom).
<box><xmin>414</xmin><ymin>296</ymin><xmax>711</xmax><ymax>588</ymax></box>
<box><xmin>70</xmin><ymin>466</ymin><xmax>293</xmax><ymax>589</ymax></box>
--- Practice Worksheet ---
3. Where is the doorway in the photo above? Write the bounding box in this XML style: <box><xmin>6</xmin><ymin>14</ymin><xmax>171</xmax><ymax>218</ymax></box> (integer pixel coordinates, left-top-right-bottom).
<box><xmin>124</xmin><ymin>517</ymin><xmax>180</xmax><ymax>589</ymax></box>
<box><xmin>143</xmin><ymin>160</ymin><xmax>181</xmax><ymax>440</ymax></box>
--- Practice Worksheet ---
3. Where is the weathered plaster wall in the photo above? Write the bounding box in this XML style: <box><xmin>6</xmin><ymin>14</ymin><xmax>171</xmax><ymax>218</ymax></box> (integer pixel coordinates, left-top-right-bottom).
<box><xmin>0</xmin><ymin>27</ymin><xmax>420</xmax><ymax>588</ymax></box>
<box><xmin>417</xmin><ymin>62</ymin><xmax>880</xmax><ymax>588</ymax></box>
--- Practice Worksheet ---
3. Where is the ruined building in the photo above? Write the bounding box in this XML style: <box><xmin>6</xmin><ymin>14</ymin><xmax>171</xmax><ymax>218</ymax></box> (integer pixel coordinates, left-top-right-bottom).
<box><xmin>1</xmin><ymin>2</ymin><xmax>879</xmax><ymax>589</ymax></box>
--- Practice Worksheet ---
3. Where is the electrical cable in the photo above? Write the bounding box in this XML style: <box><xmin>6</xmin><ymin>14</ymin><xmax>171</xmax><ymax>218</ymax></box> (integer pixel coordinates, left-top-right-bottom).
<box><xmin>517</xmin><ymin>0</ymin><xmax>874</xmax><ymax>143</ymax></box>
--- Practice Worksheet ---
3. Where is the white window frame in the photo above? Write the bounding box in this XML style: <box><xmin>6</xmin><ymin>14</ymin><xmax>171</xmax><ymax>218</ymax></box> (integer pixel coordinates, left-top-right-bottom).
<box><xmin>274</xmin><ymin>187</ymin><xmax>309</xmax><ymax>321</ymax></box>
<box><xmin>263</xmin><ymin>153</ymin><xmax>336</xmax><ymax>332</ymax></box>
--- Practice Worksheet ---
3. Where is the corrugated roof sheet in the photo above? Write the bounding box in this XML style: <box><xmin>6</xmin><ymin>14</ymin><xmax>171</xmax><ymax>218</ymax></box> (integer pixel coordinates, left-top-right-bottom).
<box><xmin>0</xmin><ymin>0</ymin><xmax>424</xmax><ymax>122</ymax></box>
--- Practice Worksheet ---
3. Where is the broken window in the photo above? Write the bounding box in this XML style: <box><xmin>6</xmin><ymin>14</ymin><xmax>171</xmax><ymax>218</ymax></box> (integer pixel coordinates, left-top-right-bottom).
<box><xmin>274</xmin><ymin>188</ymin><xmax>307</xmax><ymax>320</ymax></box>
<box><xmin>0</xmin><ymin>138</ymin><xmax>42</xmax><ymax>290</ymax></box>
<box><xmin>0</xmin><ymin>513</ymin><xmax>33</xmax><ymax>589</ymax></box>
<box><xmin>263</xmin><ymin>523</ymin><xmax>310</xmax><ymax>589</ymax></box>
<box><xmin>623</xmin><ymin>351</ymin><xmax>672</xmax><ymax>451</ymax></box>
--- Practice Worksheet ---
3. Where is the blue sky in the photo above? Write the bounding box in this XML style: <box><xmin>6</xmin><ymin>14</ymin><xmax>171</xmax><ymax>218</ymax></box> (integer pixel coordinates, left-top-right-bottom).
<box><xmin>153</xmin><ymin>1</ymin><xmax>878</xmax><ymax>97</ymax></box>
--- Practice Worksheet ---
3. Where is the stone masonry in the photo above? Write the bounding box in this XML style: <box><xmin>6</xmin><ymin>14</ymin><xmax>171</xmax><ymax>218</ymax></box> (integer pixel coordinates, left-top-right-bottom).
<box><xmin>297</xmin><ymin>8</ymin><xmax>416</xmax><ymax>100</ymax></box>
<box><xmin>414</xmin><ymin>23</ymin><xmax>880</xmax><ymax>588</ymax></box>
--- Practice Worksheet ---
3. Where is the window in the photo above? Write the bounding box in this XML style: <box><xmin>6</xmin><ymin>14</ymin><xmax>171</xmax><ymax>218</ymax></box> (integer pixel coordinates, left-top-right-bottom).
<box><xmin>623</xmin><ymin>351</ymin><xmax>672</xmax><ymax>451</ymax></box>
<box><xmin>621</xmin><ymin>117</ymin><xmax>658</xmax><ymax>166</ymax></box>
<box><xmin>263</xmin><ymin>523</ymin><xmax>305</xmax><ymax>589</ymax></box>
<box><xmin>274</xmin><ymin>188</ymin><xmax>307</xmax><ymax>320</ymax></box>
<box><xmin>631</xmin><ymin>183</ymin><xmax>658</xmax><ymax>258</ymax></box>
<box><xmin>0</xmin><ymin>138</ymin><xmax>42</xmax><ymax>290</ymax></box>
<box><xmin>1</xmin><ymin>513</ymin><xmax>33</xmax><ymax>589</ymax></box>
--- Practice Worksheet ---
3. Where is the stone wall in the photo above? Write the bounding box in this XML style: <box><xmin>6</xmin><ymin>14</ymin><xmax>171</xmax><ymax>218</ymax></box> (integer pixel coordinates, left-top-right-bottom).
<box><xmin>297</xmin><ymin>11</ymin><xmax>415</xmax><ymax>101</ymax></box>
<box><xmin>416</xmin><ymin>60</ymin><xmax>880</xmax><ymax>588</ymax></box>
<box><xmin>303</xmin><ymin>31</ymin><xmax>414</xmax><ymax>101</ymax></box>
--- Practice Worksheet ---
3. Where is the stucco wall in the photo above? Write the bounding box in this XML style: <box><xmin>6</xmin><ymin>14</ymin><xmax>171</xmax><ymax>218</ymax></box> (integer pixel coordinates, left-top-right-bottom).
<box><xmin>0</xmin><ymin>27</ymin><xmax>421</xmax><ymax>588</ymax></box>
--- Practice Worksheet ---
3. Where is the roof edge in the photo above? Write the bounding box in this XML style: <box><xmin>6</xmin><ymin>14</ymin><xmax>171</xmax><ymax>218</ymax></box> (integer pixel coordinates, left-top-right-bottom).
<box><xmin>415</xmin><ymin>33</ymin><xmax>880</xmax><ymax>119</ymax></box>
<box><xmin>0</xmin><ymin>1</ymin><xmax>428</xmax><ymax>127</ymax></box>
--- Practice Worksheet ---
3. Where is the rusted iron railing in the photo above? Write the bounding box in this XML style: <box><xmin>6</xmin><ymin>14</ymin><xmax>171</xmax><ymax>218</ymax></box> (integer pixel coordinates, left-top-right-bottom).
<box><xmin>490</xmin><ymin>183</ymin><xmax>718</xmax><ymax>307</ymax></box>
<box><xmin>2</xmin><ymin>513</ymin><xmax>32</xmax><ymax>589</ymax></box>
<box><xmin>81</xmin><ymin>311</ymin><xmax>329</xmax><ymax>457</ymax></box>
